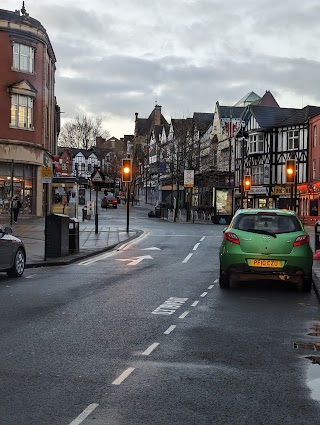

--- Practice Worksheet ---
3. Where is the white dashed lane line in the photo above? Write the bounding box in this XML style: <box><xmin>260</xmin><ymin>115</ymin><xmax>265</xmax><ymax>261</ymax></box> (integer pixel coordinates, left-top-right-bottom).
<box><xmin>164</xmin><ymin>325</ymin><xmax>176</xmax><ymax>335</ymax></box>
<box><xmin>191</xmin><ymin>301</ymin><xmax>199</xmax><ymax>307</ymax></box>
<box><xmin>182</xmin><ymin>253</ymin><xmax>193</xmax><ymax>263</ymax></box>
<box><xmin>193</xmin><ymin>243</ymin><xmax>200</xmax><ymax>250</ymax></box>
<box><xmin>200</xmin><ymin>292</ymin><xmax>208</xmax><ymax>297</ymax></box>
<box><xmin>142</xmin><ymin>343</ymin><xmax>159</xmax><ymax>356</ymax></box>
<box><xmin>179</xmin><ymin>311</ymin><xmax>189</xmax><ymax>319</ymax></box>
<box><xmin>68</xmin><ymin>403</ymin><xmax>99</xmax><ymax>425</ymax></box>
<box><xmin>208</xmin><ymin>285</ymin><xmax>214</xmax><ymax>289</ymax></box>
<box><xmin>112</xmin><ymin>368</ymin><xmax>135</xmax><ymax>386</ymax></box>
<box><xmin>200</xmin><ymin>236</ymin><xmax>206</xmax><ymax>241</ymax></box>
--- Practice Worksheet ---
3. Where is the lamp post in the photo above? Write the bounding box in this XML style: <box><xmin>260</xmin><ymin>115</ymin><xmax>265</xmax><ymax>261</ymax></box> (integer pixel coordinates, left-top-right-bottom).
<box><xmin>239</xmin><ymin>121</ymin><xmax>246</xmax><ymax>209</ymax></box>
<box><xmin>145</xmin><ymin>165</ymin><xmax>149</xmax><ymax>204</ymax></box>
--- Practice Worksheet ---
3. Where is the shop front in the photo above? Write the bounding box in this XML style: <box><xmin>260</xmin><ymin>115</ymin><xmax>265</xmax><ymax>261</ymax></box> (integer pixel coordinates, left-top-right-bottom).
<box><xmin>0</xmin><ymin>162</ymin><xmax>36</xmax><ymax>215</ymax></box>
<box><xmin>0</xmin><ymin>141</ymin><xmax>52</xmax><ymax>217</ymax></box>
<box><xmin>272</xmin><ymin>184</ymin><xmax>300</xmax><ymax>211</ymax></box>
<box><xmin>248</xmin><ymin>186</ymin><xmax>272</xmax><ymax>209</ymax></box>
<box><xmin>297</xmin><ymin>182</ymin><xmax>320</xmax><ymax>224</ymax></box>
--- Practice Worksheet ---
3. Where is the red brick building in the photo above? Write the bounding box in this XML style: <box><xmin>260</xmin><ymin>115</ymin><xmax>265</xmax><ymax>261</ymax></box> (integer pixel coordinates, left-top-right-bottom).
<box><xmin>298</xmin><ymin>114</ymin><xmax>320</xmax><ymax>222</ymax></box>
<box><xmin>0</xmin><ymin>4</ymin><xmax>59</xmax><ymax>216</ymax></box>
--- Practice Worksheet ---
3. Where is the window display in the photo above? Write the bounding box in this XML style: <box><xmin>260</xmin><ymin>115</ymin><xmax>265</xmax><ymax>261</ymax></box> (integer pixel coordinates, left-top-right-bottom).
<box><xmin>0</xmin><ymin>162</ymin><xmax>36</xmax><ymax>215</ymax></box>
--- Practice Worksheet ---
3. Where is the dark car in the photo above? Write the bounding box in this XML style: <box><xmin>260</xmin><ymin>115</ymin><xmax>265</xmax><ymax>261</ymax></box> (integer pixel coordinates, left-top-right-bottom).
<box><xmin>0</xmin><ymin>226</ymin><xmax>26</xmax><ymax>277</ymax></box>
<box><xmin>101</xmin><ymin>195</ymin><xmax>118</xmax><ymax>209</ymax></box>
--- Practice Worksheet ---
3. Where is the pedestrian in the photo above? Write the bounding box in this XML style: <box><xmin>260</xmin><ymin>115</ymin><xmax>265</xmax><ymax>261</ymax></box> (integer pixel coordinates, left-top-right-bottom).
<box><xmin>12</xmin><ymin>196</ymin><xmax>22</xmax><ymax>223</ymax></box>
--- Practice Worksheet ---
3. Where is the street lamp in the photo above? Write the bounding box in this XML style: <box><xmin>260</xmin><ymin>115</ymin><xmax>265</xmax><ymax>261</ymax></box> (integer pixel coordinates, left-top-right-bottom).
<box><xmin>239</xmin><ymin>121</ymin><xmax>246</xmax><ymax>209</ymax></box>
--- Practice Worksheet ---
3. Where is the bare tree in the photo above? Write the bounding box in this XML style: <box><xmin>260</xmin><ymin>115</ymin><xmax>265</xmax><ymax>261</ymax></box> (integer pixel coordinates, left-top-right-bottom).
<box><xmin>58</xmin><ymin>115</ymin><xmax>110</xmax><ymax>149</ymax></box>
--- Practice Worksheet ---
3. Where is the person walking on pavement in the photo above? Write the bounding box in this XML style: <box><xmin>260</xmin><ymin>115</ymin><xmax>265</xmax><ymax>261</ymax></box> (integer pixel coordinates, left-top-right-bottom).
<box><xmin>12</xmin><ymin>196</ymin><xmax>22</xmax><ymax>223</ymax></box>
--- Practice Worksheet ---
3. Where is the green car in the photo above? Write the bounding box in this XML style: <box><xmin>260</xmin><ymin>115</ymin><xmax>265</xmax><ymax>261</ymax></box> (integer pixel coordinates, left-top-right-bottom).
<box><xmin>219</xmin><ymin>209</ymin><xmax>313</xmax><ymax>291</ymax></box>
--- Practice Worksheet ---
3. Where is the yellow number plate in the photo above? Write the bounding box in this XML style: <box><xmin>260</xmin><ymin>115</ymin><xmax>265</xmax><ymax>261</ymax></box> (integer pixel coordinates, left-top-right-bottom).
<box><xmin>249</xmin><ymin>259</ymin><xmax>281</xmax><ymax>268</ymax></box>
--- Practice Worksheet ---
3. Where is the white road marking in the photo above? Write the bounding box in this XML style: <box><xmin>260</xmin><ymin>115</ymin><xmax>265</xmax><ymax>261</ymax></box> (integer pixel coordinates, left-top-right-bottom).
<box><xmin>25</xmin><ymin>275</ymin><xmax>36</xmax><ymax>279</ymax></box>
<box><xmin>141</xmin><ymin>247</ymin><xmax>161</xmax><ymax>250</ymax></box>
<box><xmin>164</xmin><ymin>325</ymin><xmax>176</xmax><ymax>335</ymax></box>
<box><xmin>208</xmin><ymin>285</ymin><xmax>214</xmax><ymax>289</ymax></box>
<box><xmin>200</xmin><ymin>236</ymin><xmax>206</xmax><ymax>241</ymax></box>
<box><xmin>182</xmin><ymin>253</ymin><xmax>193</xmax><ymax>263</ymax></box>
<box><xmin>200</xmin><ymin>292</ymin><xmax>208</xmax><ymax>297</ymax></box>
<box><xmin>120</xmin><ymin>231</ymin><xmax>150</xmax><ymax>251</ymax></box>
<box><xmin>116</xmin><ymin>255</ymin><xmax>153</xmax><ymax>266</ymax></box>
<box><xmin>142</xmin><ymin>343</ymin><xmax>159</xmax><ymax>356</ymax></box>
<box><xmin>152</xmin><ymin>297</ymin><xmax>188</xmax><ymax>315</ymax></box>
<box><xmin>191</xmin><ymin>301</ymin><xmax>199</xmax><ymax>307</ymax></box>
<box><xmin>179</xmin><ymin>311</ymin><xmax>189</xmax><ymax>319</ymax></box>
<box><xmin>68</xmin><ymin>403</ymin><xmax>99</xmax><ymax>425</ymax></box>
<box><xmin>214</xmin><ymin>278</ymin><xmax>219</xmax><ymax>283</ymax></box>
<box><xmin>193</xmin><ymin>243</ymin><xmax>200</xmax><ymax>251</ymax></box>
<box><xmin>112</xmin><ymin>367</ymin><xmax>135</xmax><ymax>385</ymax></box>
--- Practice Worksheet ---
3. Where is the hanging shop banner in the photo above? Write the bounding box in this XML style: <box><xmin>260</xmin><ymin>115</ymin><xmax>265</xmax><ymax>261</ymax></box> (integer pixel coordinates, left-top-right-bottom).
<box><xmin>184</xmin><ymin>170</ymin><xmax>194</xmax><ymax>188</ymax></box>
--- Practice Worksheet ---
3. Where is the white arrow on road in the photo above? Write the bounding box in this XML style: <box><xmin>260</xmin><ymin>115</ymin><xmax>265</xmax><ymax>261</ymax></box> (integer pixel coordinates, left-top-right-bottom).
<box><xmin>116</xmin><ymin>255</ymin><xmax>153</xmax><ymax>266</ymax></box>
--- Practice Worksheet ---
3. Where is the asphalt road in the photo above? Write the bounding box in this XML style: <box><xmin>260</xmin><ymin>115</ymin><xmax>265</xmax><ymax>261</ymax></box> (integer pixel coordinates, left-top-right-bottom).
<box><xmin>1</xmin><ymin>207</ymin><xmax>320</xmax><ymax>425</ymax></box>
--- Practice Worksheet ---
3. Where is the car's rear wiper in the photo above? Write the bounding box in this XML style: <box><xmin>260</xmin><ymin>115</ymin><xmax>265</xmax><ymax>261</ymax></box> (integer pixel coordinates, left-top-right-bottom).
<box><xmin>244</xmin><ymin>229</ymin><xmax>277</xmax><ymax>238</ymax></box>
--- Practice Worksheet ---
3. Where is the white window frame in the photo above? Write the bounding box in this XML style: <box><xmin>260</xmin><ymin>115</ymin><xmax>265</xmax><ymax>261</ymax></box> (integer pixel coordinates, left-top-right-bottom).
<box><xmin>10</xmin><ymin>94</ymin><xmax>33</xmax><ymax>129</ymax></box>
<box><xmin>288</xmin><ymin>130</ymin><xmax>299</xmax><ymax>150</ymax></box>
<box><xmin>313</xmin><ymin>159</ymin><xmax>316</xmax><ymax>180</ymax></box>
<box><xmin>248</xmin><ymin>133</ymin><xmax>264</xmax><ymax>154</ymax></box>
<box><xmin>13</xmin><ymin>42</ymin><xmax>34</xmax><ymax>73</ymax></box>
<box><xmin>314</xmin><ymin>125</ymin><xmax>317</xmax><ymax>148</ymax></box>
<box><xmin>252</xmin><ymin>165</ymin><xmax>264</xmax><ymax>185</ymax></box>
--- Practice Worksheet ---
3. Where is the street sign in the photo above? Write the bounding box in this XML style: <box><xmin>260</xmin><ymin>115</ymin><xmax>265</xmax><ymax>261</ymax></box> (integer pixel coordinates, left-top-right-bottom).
<box><xmin>91</xmin><ymin>170</ymin><xmax>105</xmax><ymax>185</ymax></box>
<box><xmin>42</xmin><ymin>166</ymin><xmax>52</xmax><ymax>183</ymax></box>
<box><xmin>87</xmin><ymin>200</ymin><xmax>94</xmax><ymax>215</ymax></box>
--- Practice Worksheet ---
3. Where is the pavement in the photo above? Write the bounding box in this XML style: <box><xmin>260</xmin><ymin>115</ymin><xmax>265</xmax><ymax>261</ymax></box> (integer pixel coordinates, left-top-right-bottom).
<box><xmin>1</xmin><ymin>203</ymin><xmax>320</xmax><ymax>298</ymax></box>
<box><xmin>1</xmin><ymin>204</ymin><xmax>147</xmax><ymax>268</ymax></box>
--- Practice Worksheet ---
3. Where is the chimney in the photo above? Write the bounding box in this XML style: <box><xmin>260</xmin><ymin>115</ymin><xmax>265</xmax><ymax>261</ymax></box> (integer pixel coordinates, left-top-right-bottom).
<box><xmin>154</xmin><ymin>104</ymin><xmax>161</xmax><ymax>126</ymax></box>
<box><xmin>134</xmin><ymin>112</ymin><xmax>139</xmax><ymax>136</ymax></box>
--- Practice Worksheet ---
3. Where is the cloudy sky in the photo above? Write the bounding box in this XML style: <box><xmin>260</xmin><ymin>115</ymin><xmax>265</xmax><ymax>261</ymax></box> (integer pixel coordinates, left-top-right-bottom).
<box><xmin>2</xmin><ymin>0</ymin><xmax>320</xmax><ymax>138</ymax></box>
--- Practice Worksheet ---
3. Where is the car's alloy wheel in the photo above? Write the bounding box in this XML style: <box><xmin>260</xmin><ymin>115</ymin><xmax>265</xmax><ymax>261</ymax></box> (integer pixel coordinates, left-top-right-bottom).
<box><xmin>219</xmin><ymin>267</ymin><xmax>230</xmax><ymax>288</ymax></box>
<box><xmin>7</xmin><ymin>248</ymin><xmax>25</xmax><ymax>277</ymax></box>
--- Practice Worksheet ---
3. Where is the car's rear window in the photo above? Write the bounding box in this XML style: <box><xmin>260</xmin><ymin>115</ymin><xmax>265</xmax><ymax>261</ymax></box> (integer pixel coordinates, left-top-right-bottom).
<box><xmin>233</xmin><ymin>213</ymin><xmax>301</xmax><ymax>234</ymax></box>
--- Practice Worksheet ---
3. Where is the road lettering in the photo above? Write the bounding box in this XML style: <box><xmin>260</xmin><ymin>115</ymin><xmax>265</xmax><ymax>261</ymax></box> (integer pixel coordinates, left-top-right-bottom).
<box><xmin>152</xmin><ymin>297</ymin><xmax>188</xmax><ymax>315</ymax></box>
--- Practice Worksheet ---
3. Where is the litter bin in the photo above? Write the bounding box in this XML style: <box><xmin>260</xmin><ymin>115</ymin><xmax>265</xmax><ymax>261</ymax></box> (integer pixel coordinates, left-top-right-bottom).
<box><xmin>155</xmin><ymin>206</ymin><xmax>161</xmax><ymax>218</ymax></box>
<box><xmin>315</xmin><ymin>221</ymin><xmax>320</xmax><ymax>251</ymax></box>
<box><xmin>69</xmin><ymin>218</ymin><xmax>79</xmax><ymax>254</ymax></box>
<box><xmin>46</xmin><ymin>214</ymin><xmax>69</xmax><ymax>257</ymax></box>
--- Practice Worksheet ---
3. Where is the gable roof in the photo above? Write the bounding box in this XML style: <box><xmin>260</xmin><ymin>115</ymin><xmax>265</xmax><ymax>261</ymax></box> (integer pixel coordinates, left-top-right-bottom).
<box><xmin>253</xmin><ymin>90</ymin><xmax>280</xmax><ymax>107</ymax></box>
<box><xmin>248</xmin><ymin>106</ymin><xmax>300</xmax><ymax>129</ymax></box>
<box><xmin>247</xmin><ymin>105</ymin><xmax>320</xmax><ymax>130</ymax></box>
<box><xmin>193</xmin><ymin>112</ymin><xmax>214</xmax><ymax>133</ymax></box>
<box><xmin>135</xmin><ymin>105</ymin><xmax>169</xmax><ymax>139</ymax></box>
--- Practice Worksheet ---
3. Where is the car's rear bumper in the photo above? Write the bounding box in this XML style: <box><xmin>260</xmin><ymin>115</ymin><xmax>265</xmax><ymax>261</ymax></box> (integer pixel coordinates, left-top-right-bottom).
<box><xmin>223</xmin><ymin>263</ymin><xmax>311</xmax><ymax>283</ymax></box>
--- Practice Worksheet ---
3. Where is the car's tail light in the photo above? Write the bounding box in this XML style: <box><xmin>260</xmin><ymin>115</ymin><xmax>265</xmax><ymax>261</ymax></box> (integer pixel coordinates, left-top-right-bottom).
<box><xmin>293</xmin><ymin>234</ymin><xmax>310</xmax><ymax>247</ymax></box>
<box><xmin>224</xmin><ymin>232</ymin><xmax>240</xmax><ymax>245</ymax></box>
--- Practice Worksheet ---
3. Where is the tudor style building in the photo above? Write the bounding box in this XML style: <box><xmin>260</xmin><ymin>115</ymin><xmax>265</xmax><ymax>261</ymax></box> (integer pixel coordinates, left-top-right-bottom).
<box><xmin>235</xmin><ymin>105</ymin><xmax>320</xmax><ymax>215</ymax></box>
<box><xmin>0</xmin><ymin>5</ymin><xmax>59</xmax><ymax>216</ymax></box>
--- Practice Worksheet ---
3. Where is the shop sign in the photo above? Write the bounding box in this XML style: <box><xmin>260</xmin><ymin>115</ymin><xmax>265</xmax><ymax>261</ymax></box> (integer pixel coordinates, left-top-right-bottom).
<box><xmin>42</xmin><ymin>166</ymin><xmax>52</xmax><ymax>183</ymax></box>
<box><xmin>248</xmin><ymin>186</ymin><xmax>267</xmax><ymax>195</ymax></box>
<box><xmin>272</xmin><ymin>185</ymin><xmax>296</xmax><ymax>195</ymax></box>
<box><xmin>4</xmin><ymin>181</ymin><xmax>22</xmax><ymax>187</ymax></box>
